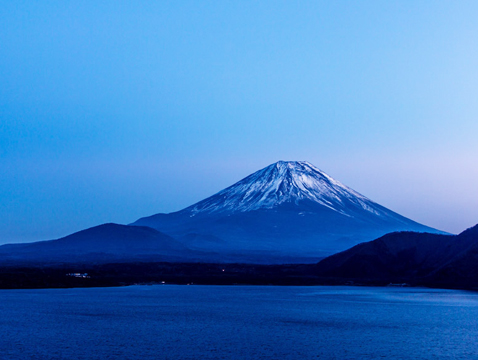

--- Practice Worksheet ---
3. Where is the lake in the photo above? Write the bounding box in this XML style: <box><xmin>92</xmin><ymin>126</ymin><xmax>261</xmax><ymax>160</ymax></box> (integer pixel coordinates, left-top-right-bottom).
<box><xmin>1</xmin><ymin>285</ymin><xmax>477</xmax><ymax>359</ymax></box>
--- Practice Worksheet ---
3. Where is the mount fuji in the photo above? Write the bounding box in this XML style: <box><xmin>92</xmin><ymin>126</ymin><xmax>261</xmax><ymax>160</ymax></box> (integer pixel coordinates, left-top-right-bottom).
<box><xmin>132</xmin><ymin>161</ymin><xmax>444</xmax><ymax>262</ymax></box>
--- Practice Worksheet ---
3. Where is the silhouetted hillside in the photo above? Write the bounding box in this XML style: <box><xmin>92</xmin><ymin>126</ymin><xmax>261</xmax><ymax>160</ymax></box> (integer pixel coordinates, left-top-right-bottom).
<box><xmin>0</xmin><ymin>223</ymin><xmax>196</xmax><ymax>264</ymax></box>
<box><xmin>315</xmin><ymin>224</ymin><xmax>478</xmax><ymax>288</ymax></box>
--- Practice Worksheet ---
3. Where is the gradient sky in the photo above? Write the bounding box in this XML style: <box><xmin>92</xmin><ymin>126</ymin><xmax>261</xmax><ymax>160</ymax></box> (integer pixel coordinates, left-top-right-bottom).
<box><xmin>1</xmin><ymin>1</ymin><xmax>478</xmax><ymax>244</ymax></box>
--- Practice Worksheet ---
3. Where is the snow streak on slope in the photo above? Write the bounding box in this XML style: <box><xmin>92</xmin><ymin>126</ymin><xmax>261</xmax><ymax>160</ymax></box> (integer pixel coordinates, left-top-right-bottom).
<box><xmin>186</xmin><ymin>161</ymin><xmax>386</xmax><ymax>217</ymax></box>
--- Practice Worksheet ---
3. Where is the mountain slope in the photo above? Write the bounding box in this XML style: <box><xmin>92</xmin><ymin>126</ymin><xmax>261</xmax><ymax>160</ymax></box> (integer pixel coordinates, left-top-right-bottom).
<box><xmin>426</xmin><ymin>224</ymin><xmax>478</xmax><ymax>288</ymax></box>
<box><xmin>0</xmin><ymin>223</ymin><xmax>195</xmax><ymax>264</ymax></box>
<box><xmin>133</xmin><ymin>161</ymin><xmax>444</xmax><ymax>262</ymax></box>
<box><xmin>186</xmin><ymin>161</ymin><xmax>385</xmax><ymax>216</ymax></box>
<box><xmin>314</xmin><ymin>224</ymin><xmax>478</xmax><ymax>288</ymax></box>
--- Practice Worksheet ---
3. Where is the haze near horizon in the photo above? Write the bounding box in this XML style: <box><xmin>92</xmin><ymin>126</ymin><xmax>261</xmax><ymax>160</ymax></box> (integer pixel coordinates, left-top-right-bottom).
<box><xmin>1</xmin><ymin>1</ymin><xmax>478</xmax><ymax>244</ymax></box>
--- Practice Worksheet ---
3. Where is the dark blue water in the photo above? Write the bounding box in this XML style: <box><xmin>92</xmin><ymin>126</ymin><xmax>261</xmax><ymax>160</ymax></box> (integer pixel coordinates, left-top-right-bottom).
<box><xmin>1</xmin><ymin>285</ymin><xmax>478</xmax><ymax>359</ymax></box>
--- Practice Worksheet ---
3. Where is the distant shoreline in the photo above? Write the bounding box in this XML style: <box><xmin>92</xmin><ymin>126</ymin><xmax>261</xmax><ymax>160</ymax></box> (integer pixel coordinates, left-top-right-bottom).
<box><xmin>1</xmin><ymin>261</ymin><xmax>476</xmax><ymax>291</ymax></box>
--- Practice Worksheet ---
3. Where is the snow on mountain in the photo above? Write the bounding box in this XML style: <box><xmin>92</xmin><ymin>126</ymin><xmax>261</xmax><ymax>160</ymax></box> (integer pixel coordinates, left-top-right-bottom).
<box><xmin>186</xmin><ymin>161</ymin><xmax>383</xmax><ymax>217</ymax></box>
<box><xmin>0</xmin><ymin>161</ymin><xmax>446</xmax><ymax>266</ymax></box>
<box><xmin>132</xmin><ymin>160</ymin><xmax>445</xmax><ymax>262</ymax></box>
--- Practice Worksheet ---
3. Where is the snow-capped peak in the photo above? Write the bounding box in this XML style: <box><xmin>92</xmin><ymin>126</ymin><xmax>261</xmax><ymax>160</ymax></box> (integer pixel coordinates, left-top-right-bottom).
<box><xmin>185</xmin><ymin>161</ymin><xmax>386</xmax><ymax>217</ymax></box>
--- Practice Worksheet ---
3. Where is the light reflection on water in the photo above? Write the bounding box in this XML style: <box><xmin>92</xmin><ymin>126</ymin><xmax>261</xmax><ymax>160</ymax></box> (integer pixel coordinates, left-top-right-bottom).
<box><xmin>299</xmin><ymin>287</ymin><xmax>478</xmax><ymax>306</ymax></box>
<box><xmin>1</xmin><ymin>285</ymin><xmax>477</xmax><ymax>359</ymax></box>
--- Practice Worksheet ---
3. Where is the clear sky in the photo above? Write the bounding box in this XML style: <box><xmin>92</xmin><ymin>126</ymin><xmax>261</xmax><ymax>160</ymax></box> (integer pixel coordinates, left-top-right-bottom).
<box><xmin>1</xmin><ymin>1</ymin><xmax>478</xmax><ymax>244</ymax></box>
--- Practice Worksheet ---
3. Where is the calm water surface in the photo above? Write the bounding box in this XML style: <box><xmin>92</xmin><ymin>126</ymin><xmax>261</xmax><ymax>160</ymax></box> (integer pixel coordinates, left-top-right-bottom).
<box><xmin>1</xmin><ymin>285</ymin><xmax>477</xmax><ymax>359</ymax></box>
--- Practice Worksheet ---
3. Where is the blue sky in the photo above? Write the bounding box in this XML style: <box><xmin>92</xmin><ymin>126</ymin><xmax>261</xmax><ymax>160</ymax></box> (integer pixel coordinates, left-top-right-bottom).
<box><xmin>1</xmin><ymin>1</ymin><xmax>478</xmax><ymax>243</ymax></box>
